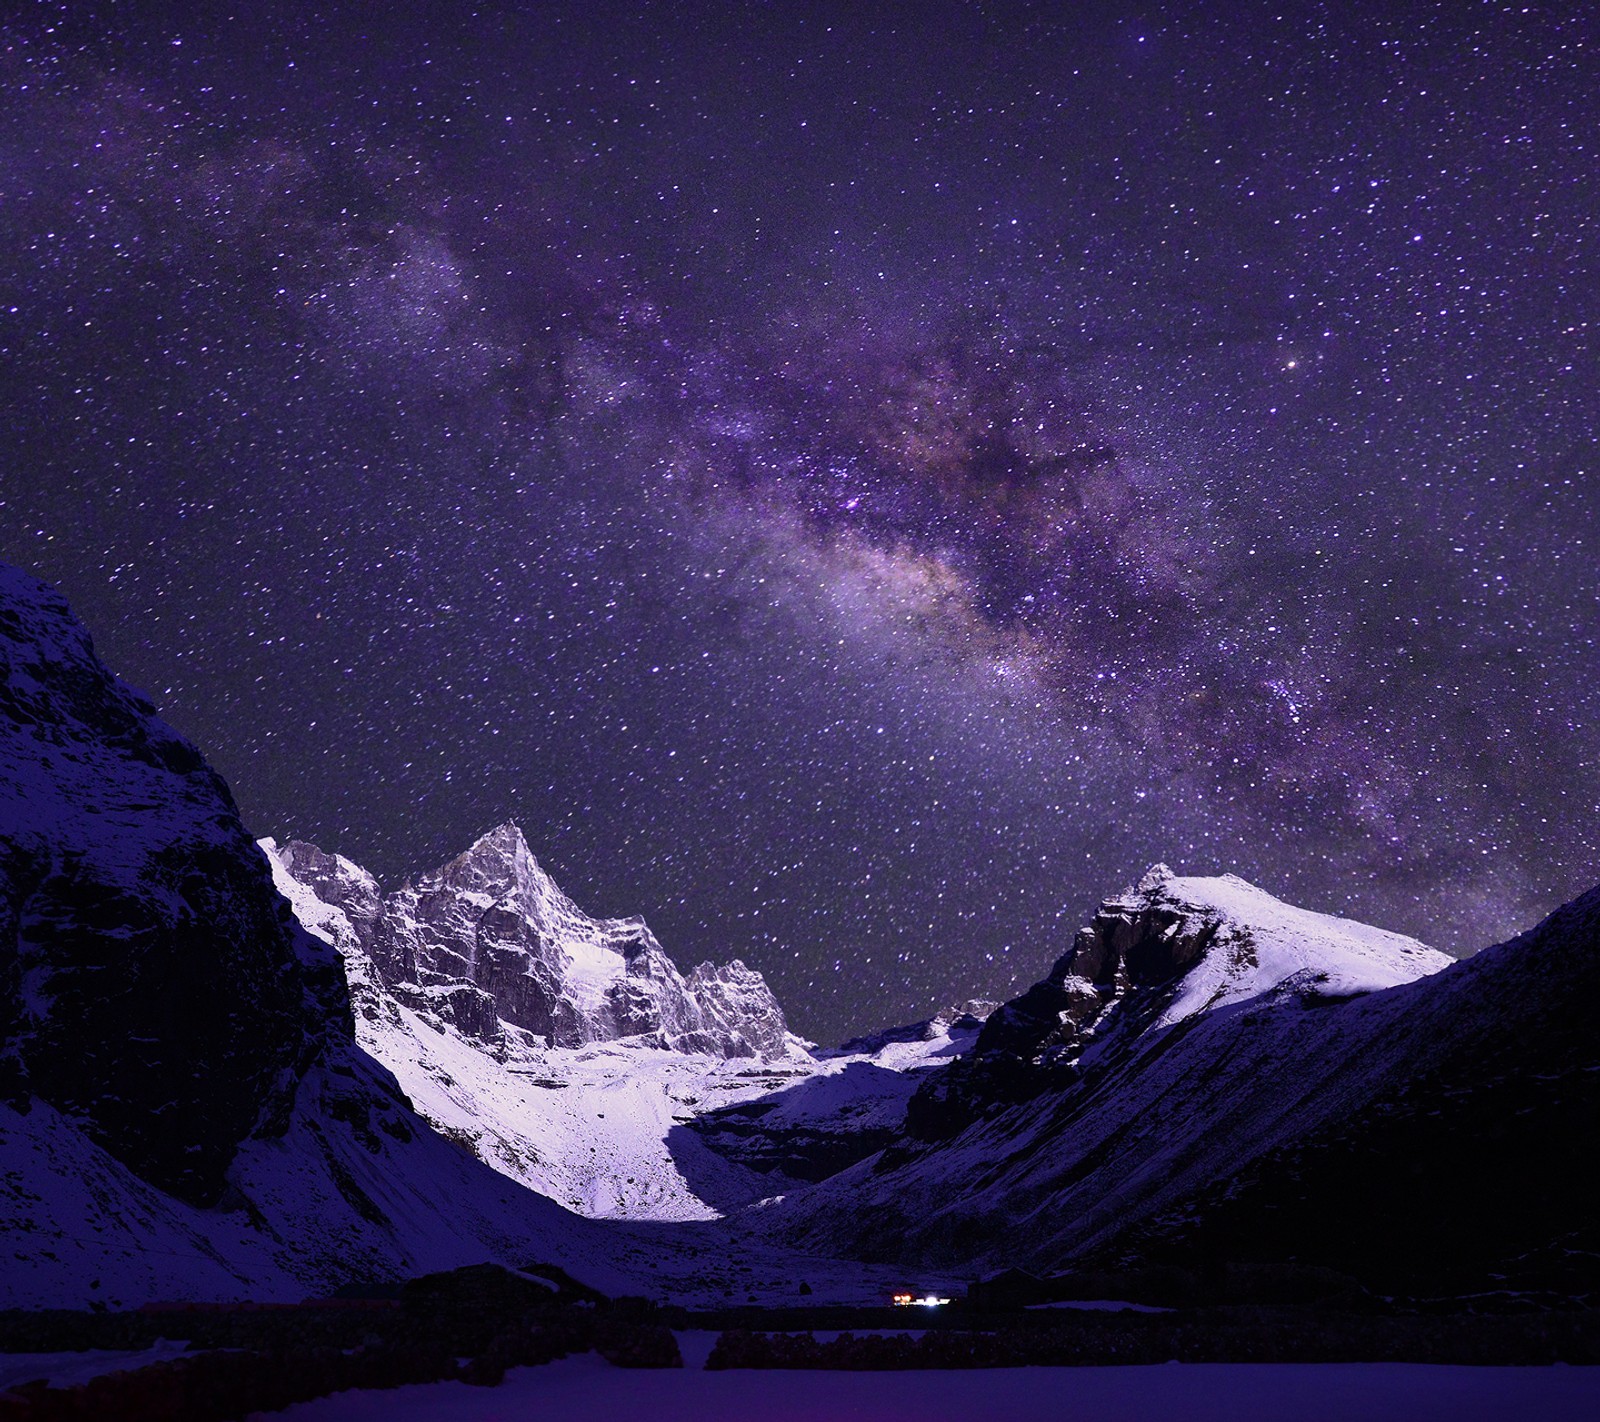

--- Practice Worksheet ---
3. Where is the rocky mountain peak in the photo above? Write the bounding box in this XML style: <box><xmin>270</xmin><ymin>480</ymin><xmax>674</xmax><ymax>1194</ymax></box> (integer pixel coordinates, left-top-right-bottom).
<box><xmin>265</xmin><ymin>829</ymin><xmax>797</xmax><ymax>1060</ymax></box>
<box><xmin>273</xmin><ymin>838</ymin><xmax>382</xmax><ymax>933</ymax></box>
<box><xmin>910</xmin><ymin>867</ymin><xmax>1452</xmax><ymax>1140</ymax></box>
<box><xmin>1135</xmin><ymin>862</ymin><xmax>1176</xmax><ymax>892</ymax></box>
<box><xmin>430</xmin><ymin>820</ymin><xmax>537</xmax><ymax>894</ymax></box>
<box><xmin>1062</xmin><ymin>870</ymin><xmax>1450</xmax><ymax>1025</ymax></box>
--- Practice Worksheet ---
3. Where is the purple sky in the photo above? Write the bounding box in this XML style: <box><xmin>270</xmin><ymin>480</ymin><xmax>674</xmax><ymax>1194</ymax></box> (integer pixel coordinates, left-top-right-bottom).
<box><xmin>2</xmin><ymin>2</ymin><xmax>1596</xmax><ymax>1041</ymax></box>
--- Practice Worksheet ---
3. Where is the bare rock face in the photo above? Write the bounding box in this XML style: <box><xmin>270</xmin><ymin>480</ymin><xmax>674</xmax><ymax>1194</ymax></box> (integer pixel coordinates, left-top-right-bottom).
<box><xmin>374</xmin><ymin>824</ymin><xmax>568</xmax><ymax>1036</ymax></box>
<box><xmin>391</xmin><ymin>980</ymin><xmax>502</xmax><ymax>1041</ymax></box>
<box><xmin>964</xmin><ymin>865</ymin><xmax>1223</xmax><ymax>1068</ymax></box>
<box><xmin>1058</xmin><ymin>864</ymin><xmax>1223</xmax><ymax>988</ymax></box>
<box><xmin>269</xmin><ymin>839</ymin><xmax>383</xmax><ymax>953</ymax></box>
<box><xmin>687</xmin><ymin>959</ymin><xmax>792</xmax><ymax>1058</ymax></box>
<box><xmin>0</xmin><ymin>564</ymin><xmax>348</xmax><ymax>1205</ymax></box>
<box><xmin>264</xmin><ymin>824</ymin><xmax>794</xmax><ymax>1060</ymax></box>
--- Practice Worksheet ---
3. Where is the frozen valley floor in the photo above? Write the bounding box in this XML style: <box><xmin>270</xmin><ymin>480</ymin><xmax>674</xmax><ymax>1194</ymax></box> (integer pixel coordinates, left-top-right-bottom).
<box><xmin>251</xmin><ymin>1335</ymin><xmax>1598</xmax><ymax>1422</ymax></box>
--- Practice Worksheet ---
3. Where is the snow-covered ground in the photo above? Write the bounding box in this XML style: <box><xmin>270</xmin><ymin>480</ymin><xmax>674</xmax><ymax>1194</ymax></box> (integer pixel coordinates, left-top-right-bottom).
<box><xmin>1127</xmin><ymin>869</ymin><xmax>1453</xmax><ymax>1031</ymax></box>
<box><xmin>271</xmin><ymin>965</ymin><xmax>971</xmax><ymax>1223</ymax></box>
<box><xmin>378</xmin><ymin>1027</ymin><xmax>977</xmax><ymax>1221</ymax></box>
<box><xmin>336</xmin><ymin>1016</ymin><xmax>807</xmax><ymax>1221</ymax></box>
<box><xmin>0</xmin><ymin>1341</ymin><xmax>195</xmax><ymax>1392</ymax></box>
<box><xmin>253</xmin><ymin>1352</ymin><xmax>1600</xmax><ymax>1422</ymax></box>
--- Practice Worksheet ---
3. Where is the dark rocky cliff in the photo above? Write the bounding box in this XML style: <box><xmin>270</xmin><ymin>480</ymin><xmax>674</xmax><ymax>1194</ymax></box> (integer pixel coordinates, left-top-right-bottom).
<box><xmin>0</xmin><ymin>564</ymin><xmax>348</xmax><ymax>1203</ymax></box>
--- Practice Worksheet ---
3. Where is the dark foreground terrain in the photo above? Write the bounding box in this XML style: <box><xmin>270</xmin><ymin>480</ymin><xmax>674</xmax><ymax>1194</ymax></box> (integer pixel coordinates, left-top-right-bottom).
<box><xmin>3</xmin><ymin>1264</ymin><xmax>1599</xmax><ymax>1421</ymax></box>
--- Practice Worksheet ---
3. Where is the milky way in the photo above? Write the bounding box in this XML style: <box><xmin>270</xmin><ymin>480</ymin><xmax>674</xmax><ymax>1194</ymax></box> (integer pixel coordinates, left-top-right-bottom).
<box><xmin>1</xmin><ymin>3</ymin><xmax>1596</xmax><ymax>1041</ymax></box>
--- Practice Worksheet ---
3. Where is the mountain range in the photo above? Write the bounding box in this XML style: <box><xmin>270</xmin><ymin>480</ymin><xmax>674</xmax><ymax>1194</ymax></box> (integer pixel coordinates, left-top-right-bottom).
<box><xmin>2</xmin><ymin>558</ymin><xmax>1595</xmax><ymax>1311</ymax></box>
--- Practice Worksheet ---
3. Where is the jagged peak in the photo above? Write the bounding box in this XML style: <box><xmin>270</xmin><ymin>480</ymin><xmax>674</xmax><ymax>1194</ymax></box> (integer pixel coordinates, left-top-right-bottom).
<box><xmin>422</xmin><ymin>821</ymin><xmax>565</xmax><ymax>903</ymax></box>
<box><xmin>689</xmin><ymin>957</ymin><xmax>762</xmax><ymax>984</ymax></box>
<box><xmin>1136</xmin><ymin>862</ymin><xmax>1176</xmax><ymax>893</ymax></box>
<box><xmin>266</xmin><ymin>836</ymin><xmax>381</xmax><ymax>897</ymax></box>
<box><xmin>267</xmin><ymin>822</ymin><xmax>794</xmax><ymax>1059</ymax></box>
<box><xmin>455</xmin><ymin>820</ymin><xmax>533</xmax><ymax>867</ymax></box>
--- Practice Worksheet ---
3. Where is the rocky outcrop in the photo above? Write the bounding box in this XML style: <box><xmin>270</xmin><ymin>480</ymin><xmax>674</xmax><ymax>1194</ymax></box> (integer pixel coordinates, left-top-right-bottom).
<box><xmin>686</xmin><ymin>958</ymin><xmax>792</xmax><ymax>1058</ymax></box>
<box><xmin>264</xmin><ymin>825</ymin><xmax>794</xmax><ymax>1060</ymax></box>
<box><xmin>0</xmin><ymin>564</ymin><xmax>347</xmax><ymax>1204</ymax></box>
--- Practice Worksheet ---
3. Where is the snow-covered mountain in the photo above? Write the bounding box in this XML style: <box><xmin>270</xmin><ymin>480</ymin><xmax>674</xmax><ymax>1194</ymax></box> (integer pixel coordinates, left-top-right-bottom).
<box><xmin>265</xmin><ymin>826</ymin><xmax>797</xmax><ymax>1059</ymax></box>
<box><xmin>7</xmin><ymin>556</ymin><xmax>1594</xmax><ymax>1309</ymax></box>
<box><xmin>908</xmin><ymin>864</ymin><xmax>1451</xmax><ymax>1138</ymax></box>
<box><xmin>1115</xmin><ymin>879</ymin><xmax>1600</xmax><ymax>1298</ymax></box>
<box><xmin>764</xmin><ymin>866</ymin><xmax>1469</xmax><ymax>1273</ymax></box>
<box><xmin>0</xmin><ymin>562</ymin><xmax>635</xmax><ymax>1306</ymax></box>
<box><xmin>263</xmin><ymin>832</ymin><xmax>812</xmax><ymax>1220</ymax></box>
<box><xmin>263</xmin><ymin>835</ymin><xmax>996</xmax><ymax>1219</ymax></box>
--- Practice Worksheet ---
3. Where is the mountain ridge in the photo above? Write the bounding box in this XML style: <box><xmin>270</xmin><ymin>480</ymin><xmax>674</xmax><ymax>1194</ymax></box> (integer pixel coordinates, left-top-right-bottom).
<box><xmin>758</xmin><ymin>865</ymin><xmax>1594</xmax><ymax>1299</ymax></box>
<box><xmin>268</xmin><ymin>824</ymin><xmax>798</xmax><ymax>1060</ymax></box>
<box><xmin>5</xmin><ymin>556</ymin><xmax>1595</xmax><ymax>1313</ymax></box>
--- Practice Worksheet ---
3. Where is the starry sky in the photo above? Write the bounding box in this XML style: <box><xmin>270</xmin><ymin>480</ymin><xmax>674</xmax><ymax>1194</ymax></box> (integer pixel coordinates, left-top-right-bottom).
<box><xmin>2</xmin><ymin>1</ymin><xmax>1596</xmax><ymax>1044</ymax></box>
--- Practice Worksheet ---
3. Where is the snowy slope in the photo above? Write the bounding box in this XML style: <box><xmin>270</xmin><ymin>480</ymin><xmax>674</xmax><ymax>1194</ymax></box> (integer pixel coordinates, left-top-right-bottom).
<box><xmin>764</xmin><ymin>865</ymin><xmax>1466</xmax><ymax>1272</ymax></box>
<box><xmin>0</xmin><ymin>561</ymin><xmax>637</xmax><ymax>1305</ymax></box>
<box><xmin>1114</xmin><ymin>866</ymin><xmax>1450</xmax><ymax>1029</ymax></box>
<box><xmin>689</xmin><ymin>1008</ymin><xmax>991</xmax><ymax>1183</ymax></box>
<box><xmin>1114</xmin><ymin>879</ymin><xmax>1600</xmax><ymax>1295</ymax></box>
<box><xmin>0</xmin><ymin>1054</ymin><xmax>646</xmax><ymax>1308</ymax></box>
<box><xmin>264</xmin><ymin>839</ymin><xmax>989</xmax><ymax>1219</ymax></box>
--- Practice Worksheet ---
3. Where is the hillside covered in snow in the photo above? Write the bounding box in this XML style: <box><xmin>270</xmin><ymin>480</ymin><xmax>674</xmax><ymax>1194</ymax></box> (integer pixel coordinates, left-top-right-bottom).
<box><xmin>763</xmin><ymin>864</ymin><xmax>1599</xmax><ymax>1300</ymax></box>
<box><xmin>263</xmin><ymin>833</ymin><xmax>990</xmax><ymax>1220</ymax></box>
<box><xmin>0</xmin><ymin>562</ymin><xmax>641</xmax><ymax>1306</ymax></box>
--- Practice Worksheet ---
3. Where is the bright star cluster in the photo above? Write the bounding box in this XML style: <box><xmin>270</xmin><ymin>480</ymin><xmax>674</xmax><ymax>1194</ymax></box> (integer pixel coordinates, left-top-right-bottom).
<box><xmin>1</xmin><ymin>3</ymin><xmax>1595</xmax><ymax>1042</ymax></box>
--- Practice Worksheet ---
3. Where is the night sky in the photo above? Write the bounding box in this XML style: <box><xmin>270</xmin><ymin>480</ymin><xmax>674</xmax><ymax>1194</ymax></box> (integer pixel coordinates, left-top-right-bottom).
<box><xmin>2</xmin><ymin>2</ymin><xmax>1596</xmax><ymax>1044</ymax></box>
